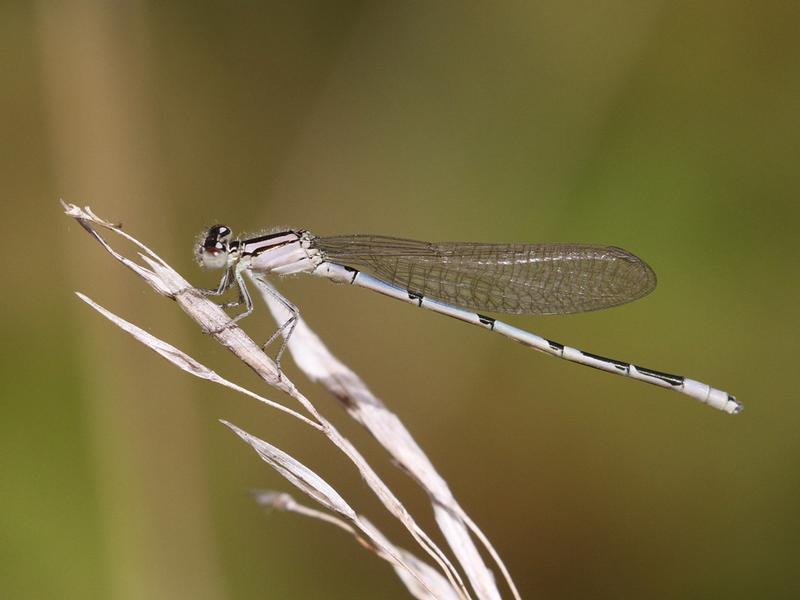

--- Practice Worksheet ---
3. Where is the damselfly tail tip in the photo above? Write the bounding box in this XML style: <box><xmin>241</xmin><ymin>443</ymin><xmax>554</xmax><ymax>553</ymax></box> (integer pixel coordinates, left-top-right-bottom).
<box><xmin>728</xmin><ymin>396</ymin><xmax>744</xmax><ymax>415</ymax></box>
<box><xmin>702</xmin><ymin>385</ymin><xmax>742</xmax><ymax>414</ymax></box>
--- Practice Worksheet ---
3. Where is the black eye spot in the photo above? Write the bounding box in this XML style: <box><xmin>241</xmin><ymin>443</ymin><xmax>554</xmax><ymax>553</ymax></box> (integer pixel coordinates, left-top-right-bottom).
<box><xmin>208</xmin><ymin>224</ymin><xmax>231</xmax><ymax>238</ymax></box>
<box><xmin>203</xmin><ymin>241</ymin><xmax>224</xmax><ymax>254</ymax></box>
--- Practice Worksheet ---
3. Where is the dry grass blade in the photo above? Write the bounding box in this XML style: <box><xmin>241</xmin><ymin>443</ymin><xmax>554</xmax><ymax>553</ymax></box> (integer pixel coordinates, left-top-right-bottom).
<box><xmin>64</xmin><ymin>203</ymin><xmax>473</xmax><ymax>599</ymax></box>
<box><xmin>74</xmin><ymin>292</ymin><xmax>321</xmax><ymax>429</ymax></box>
<box><xmin>254</xmin><ymin>491</ymin><xmax>461</xmax><ymax>600</ymax></box>
<box><xmin>223</xmin><ymin>421</ymin><xmax>356</xmax><ymax>518</ymax></box>
<box><xmin>225</xmin><ymin>423</ymin><xmax>455</xmax><ymax>599</ymax></box>
<box><xmin>254</xmin><ymin>275</ymin><xmax>514</xmax><ymax>600</ymax></box>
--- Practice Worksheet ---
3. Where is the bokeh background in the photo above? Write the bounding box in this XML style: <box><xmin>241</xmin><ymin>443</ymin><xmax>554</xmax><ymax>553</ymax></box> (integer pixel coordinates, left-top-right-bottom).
<box><xmin>3</xmin><ymin>2</ymin><xmax>799</xmax><ymax>598</ymax></box>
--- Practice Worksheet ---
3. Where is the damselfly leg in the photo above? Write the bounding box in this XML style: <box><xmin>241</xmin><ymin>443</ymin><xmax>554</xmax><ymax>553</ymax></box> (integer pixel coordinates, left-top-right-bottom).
<box><xmin>249</xmin><ymin>275</ymin><xmax>299</xmax><ymax>372</ymax></box>
<box><xmin>199</xmin><ymin>267</ymin><xmax>254</xmax><ymax>331</ymax></box>
<box><xmin>199</xmin><ymin>268</ymin><xmax>297</xmax><ymax>374</ymax></box>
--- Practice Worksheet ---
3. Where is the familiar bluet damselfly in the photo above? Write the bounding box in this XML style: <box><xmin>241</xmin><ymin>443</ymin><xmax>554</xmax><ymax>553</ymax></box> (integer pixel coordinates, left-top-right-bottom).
<box><xmin>196</xmin><ymin>225</ymin><xmax>741</xmax><ymax>414</ymax></box>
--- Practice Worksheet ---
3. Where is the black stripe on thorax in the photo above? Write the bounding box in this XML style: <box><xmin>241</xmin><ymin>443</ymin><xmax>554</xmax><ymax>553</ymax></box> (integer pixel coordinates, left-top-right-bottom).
<box><xmin>239</xmin><ymin>230</ymin><xmax>300</xmax><ymax>257</ymax></box>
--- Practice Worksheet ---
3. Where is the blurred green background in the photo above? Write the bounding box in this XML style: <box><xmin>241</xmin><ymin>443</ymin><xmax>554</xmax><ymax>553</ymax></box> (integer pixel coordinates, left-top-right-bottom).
<box><xmin>3</xmin><ymin>2</ymin><xmax>799</xmax><ymax>598</ymax></box>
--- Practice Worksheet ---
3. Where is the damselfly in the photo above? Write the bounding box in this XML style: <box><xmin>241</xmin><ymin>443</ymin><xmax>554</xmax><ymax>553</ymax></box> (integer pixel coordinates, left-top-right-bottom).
<box><xmin>196</xmin><ymin>225</ymin><xmax>740</xmax><ymax>414</ymax></box>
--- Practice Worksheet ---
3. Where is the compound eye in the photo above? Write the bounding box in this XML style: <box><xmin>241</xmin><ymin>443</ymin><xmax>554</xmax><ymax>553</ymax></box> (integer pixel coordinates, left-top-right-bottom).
<box><xmin>210</xmin><ymin>224</ymin><xmax>232</xmax><ymax>242</ymax></box>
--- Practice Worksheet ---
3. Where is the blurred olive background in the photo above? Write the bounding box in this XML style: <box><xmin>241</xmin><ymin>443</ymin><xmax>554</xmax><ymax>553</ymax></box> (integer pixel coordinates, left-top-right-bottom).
<box><xmin>3</xmin><ymin>2</ymin><xmax>799</xmax><ymax>599</ymax></box>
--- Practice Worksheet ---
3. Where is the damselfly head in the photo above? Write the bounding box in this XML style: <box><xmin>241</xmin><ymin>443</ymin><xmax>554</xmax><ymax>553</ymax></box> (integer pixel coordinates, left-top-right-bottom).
<box><xmin>197</xmin><ymin>224</ymin><xmax>233</xmax><ymax>269</ymax></box>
